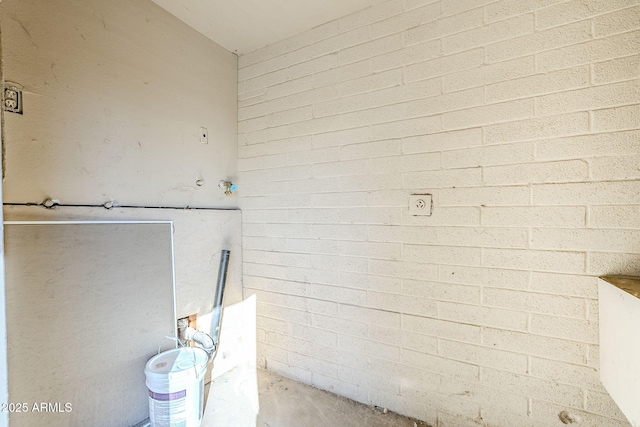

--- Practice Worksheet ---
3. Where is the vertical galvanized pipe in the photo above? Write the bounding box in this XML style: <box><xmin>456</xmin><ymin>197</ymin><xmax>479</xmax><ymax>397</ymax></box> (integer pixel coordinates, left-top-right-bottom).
<box><xmin>211</xmin><ymin>249</ymin><xmax>230</xmax><ymax>347</ymax></box>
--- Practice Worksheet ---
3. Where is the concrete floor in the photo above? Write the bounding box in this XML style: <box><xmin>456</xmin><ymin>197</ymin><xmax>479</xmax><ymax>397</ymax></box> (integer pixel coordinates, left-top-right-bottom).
<box><xmin>256</xmin><ymin>370</ymin><xmax>430</xmax><ymax>427</ymax></box>
<box><xmin>204</xmin><ymin>364</ymin><xmax>430</xmax><ymax>427</ymax></box>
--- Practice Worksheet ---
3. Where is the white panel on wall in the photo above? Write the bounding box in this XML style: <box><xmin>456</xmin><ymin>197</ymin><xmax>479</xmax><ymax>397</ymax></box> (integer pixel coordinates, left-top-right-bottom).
<box><xmin>3</xmin><ymin>205</ymin><xmax>244</xmax><ymax>318</ymax></box>
<box><xmin>5</xmin><ymin>221</ymin><xmax>175</xmax><ymax>427</ymax></box>
<box><xmin>4</xmin><ymin>205</ymin><xmax>246</xmax><ymax>426</ymax></box>
<box><xmin>599</xmin><ymin>276</ymin><xmax>640</xmax><ymax>427</ymax></box>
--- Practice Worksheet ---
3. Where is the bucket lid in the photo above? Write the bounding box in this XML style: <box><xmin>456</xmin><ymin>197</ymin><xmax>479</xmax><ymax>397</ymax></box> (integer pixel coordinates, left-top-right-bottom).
<box><xmin>145</xmin><ymin>347</ymin><xmax>208</xmax><ymax>379</ymax></box>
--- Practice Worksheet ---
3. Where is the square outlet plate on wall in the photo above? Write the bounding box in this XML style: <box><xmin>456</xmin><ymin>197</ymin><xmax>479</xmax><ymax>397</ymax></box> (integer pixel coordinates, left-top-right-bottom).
<box><xmin>409</xmin><ymin>194</ymin><xmax>432</xmax><ymax>216</ymax></box>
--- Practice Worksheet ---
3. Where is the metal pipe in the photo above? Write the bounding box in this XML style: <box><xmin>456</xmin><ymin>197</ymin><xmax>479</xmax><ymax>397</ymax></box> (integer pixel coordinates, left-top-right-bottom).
<box><xmin>202</xmin><ymin>250</ymin><xmax>230</xmax><ymax>408</ymax></box>
<box><xmin>211</xmin><ymin>250</ymin><xmax>230</xmax><ymax>347</ymax></box>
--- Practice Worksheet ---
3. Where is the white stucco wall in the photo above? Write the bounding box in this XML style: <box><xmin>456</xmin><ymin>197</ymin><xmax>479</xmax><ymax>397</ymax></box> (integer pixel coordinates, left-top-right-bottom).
<box><xmin>0</xmin><ymin>0</ymin><xmax>238</xmax><ymax>208</ymax></box>
<box><xmin>0</xmin><ymin>17</ymin><xmax>7</xmax><ymax>427</ymax></box>
<box><xmin>0</xmin><ymin>0</ymin><xmax>240</xmax><ymax>422</ymax></box>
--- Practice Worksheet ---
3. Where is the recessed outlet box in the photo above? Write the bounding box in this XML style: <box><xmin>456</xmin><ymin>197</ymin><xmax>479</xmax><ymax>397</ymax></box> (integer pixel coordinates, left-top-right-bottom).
<box><xmin>3</xmin><ymin>85</ymin><xmax>23</xmax><ymax>114</ymax></box>
<box><xmin>409</xmin><ymin>194</ymin><xmax>432</xmax><ymax>216</ymax></box>
<box><xmin>200</xmin><ymin>127</ymin><xmax>208</xmax><ymax>144</ymax></box>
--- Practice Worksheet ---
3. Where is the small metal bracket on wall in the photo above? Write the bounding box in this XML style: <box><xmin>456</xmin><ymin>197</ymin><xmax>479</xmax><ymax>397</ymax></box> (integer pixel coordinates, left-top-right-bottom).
<box><xmin>3</xmin><ymin>83</ymin><xmax>23</xmax><ymax>114</ymax></box>
<box><xmin>42</xmin><ymin>198</ymin><xmax>61</xmax><ymax>209</ymax></box>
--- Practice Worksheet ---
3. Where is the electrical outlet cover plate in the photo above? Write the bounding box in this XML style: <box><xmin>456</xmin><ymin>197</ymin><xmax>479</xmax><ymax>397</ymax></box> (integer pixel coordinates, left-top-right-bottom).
<box><xmin>409</xmin><ymin>194</ymin><xmax>432</xmax><ymax>216</ymax></box>
<box><xmin>3</xmin><ymin>86</ymin><xmax>23</xmax><ymax>114</ymax></box>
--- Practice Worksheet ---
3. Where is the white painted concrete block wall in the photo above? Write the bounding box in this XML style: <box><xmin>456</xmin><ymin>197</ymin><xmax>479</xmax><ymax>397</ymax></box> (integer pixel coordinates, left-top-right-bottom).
<box><xmin>237</xmin><ymin>0</ymin><xmax>639</xmax><ymax>425</ymax></box>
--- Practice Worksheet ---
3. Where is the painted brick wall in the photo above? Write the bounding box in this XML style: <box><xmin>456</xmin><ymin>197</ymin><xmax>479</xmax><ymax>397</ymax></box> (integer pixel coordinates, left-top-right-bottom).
<box><xmin>237</xmin><ymin>0</ymin><xmax>640</xmax><ymax>425</ymax></box>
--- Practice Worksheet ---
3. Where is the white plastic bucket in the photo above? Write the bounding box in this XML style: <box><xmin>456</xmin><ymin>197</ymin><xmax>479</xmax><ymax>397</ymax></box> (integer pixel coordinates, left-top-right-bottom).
<box><xmin>145</xmin><ymin>347</ymin><xmax>209</xmax><ymax>427</ymax></box>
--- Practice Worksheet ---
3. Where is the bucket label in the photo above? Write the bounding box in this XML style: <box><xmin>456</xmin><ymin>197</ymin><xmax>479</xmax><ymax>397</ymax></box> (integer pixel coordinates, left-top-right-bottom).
<box><xmin>149</xmin><ymin>389</ymin><xmax>187</xmax><ymax>427</ymax></box>
<box><xmin>149</xmin><ymin>390</ymin><xmax>186</xmax><ymax>401</ymax></box>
